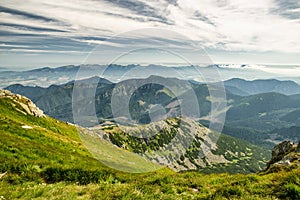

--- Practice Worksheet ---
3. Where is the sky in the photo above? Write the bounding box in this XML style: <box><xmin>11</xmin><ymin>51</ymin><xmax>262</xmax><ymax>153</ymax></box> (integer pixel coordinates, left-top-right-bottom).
<box><xmin>0</xmin><ymin>0</ymin><xmax>299</xmax><ymax>69</ymax></box>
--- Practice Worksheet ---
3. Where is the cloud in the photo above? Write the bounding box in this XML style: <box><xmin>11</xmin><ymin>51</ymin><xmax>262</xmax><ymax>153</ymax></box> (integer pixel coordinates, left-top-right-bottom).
<box><xmin>0</xmin><ymin>0</ymin><xmax>299</xmax><ymax>67</ymax></box>
<box><xmin>271</xmin><ymin>0</ymin><xmax>300</xmax><ymax>20</ymax></box>
<box><xmin>0</xmin><ymin>23</ymin><xmax>67</xmax><ymax>33</ymax></box>
<box><xmin>192</xmin><ymin>11</ymin><xmax>215</xmax><ymax>26</ymax></box>
<box><xmin>0</xmin><ymin>5</ymin><xmax>59</xmax><ymax>23</ymax></box>
<box><xmin>2</xmin><ymin>49</ymin><xmax>86</xmax><ymax>54</ymax></box>
<box><xmin>103</xmin><ymin>0</ymin><xmax>173</xmax><ymax>24</ymax></box>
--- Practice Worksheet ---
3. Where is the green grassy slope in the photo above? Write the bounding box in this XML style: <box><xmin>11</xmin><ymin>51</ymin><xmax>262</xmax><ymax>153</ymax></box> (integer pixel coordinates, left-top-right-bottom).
<box><xmin>0</xmin><ymin>97</ymin><xmax>116</xmax><ymax>181</ymax></box>
<box><xmin>1</xmin><ymin>164</ymin><xmax>300</xmax><ymax>199</ymax></box>
<box><xmin>0</xmin><ymin>96</ymin><xmax>162</xmax><ymax>179</ymax></box>
<box><xmin>0</xmin><ymin>95</ymin><xmax>300</xmax><ymax>199</ymax></box>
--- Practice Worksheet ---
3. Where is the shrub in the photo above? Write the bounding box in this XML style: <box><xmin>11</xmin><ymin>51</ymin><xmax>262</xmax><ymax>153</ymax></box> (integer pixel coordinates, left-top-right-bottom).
<box><xmin>284</xmin><ymin>172</ymin><xmax>300</xmax><ymax>185</ymax></box>
<box><xmin>4</xmin><ymin>174</ymin><xmax>24</xmax><ymax>185</ymax></box>
<box><xmin>41</xmin><ymin>167</ymin><xmax>114</xmax><ymax>185</ymax></box>
<box><xmin>281</xmin><ymin>183</ymin><xmax>300</xmax><ymax>200</ymax></box>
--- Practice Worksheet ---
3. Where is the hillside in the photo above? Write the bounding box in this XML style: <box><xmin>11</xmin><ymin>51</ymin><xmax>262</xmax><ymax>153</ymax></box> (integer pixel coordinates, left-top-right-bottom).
<box><xmin>223</xmin><ymin>92</ymin><xmax>300</xmax><ymax>147</ymax></box>
<box><xmin>6</xmin><ymin>76</ymin><xmax>300</xmax><ymax>148</ymax></box>
<box><xmin>0</xmin><ymin>89</ymin><xmax>269</xmax><ymax>174</ymax></box>
<box><xmin>0</xmin><ymin>89</ymin><xmax>161</xmax><ymax>177</ymax></box>
<box><xmin>96</xmin><ymin>117</ymin><xmax>270</xmax><ymax>173</ymax></box>
<box><xmin>0</xmin><ymin>90</ymin><xmax>300</xmax><ymax>199</ymax></box>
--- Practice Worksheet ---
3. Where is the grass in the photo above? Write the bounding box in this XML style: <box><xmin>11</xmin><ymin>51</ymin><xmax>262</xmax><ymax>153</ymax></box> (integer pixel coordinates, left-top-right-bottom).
<box><xmin>0</xmin><ymin>97</ymin><xmax>299</xmax><ymax>199</ymax></box>
<box><xmin>79</xmin><ymin>130</ymin><xmax>163</xmax><ymax>173</ymax></box>
<box><xmin>1</xmin><ymin>169</ymin><xmax>300</xmax><ymax>199</ymax></box>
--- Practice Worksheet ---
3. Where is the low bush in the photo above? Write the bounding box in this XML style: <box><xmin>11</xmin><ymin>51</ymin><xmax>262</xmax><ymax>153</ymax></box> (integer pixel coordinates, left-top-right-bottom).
<box><xmin>281</xmin><ymin>183</ymin><xmax>300</xmax><ymax>200</ymax></box>
<box><xmin>41</xmin><ymin>167</ymin><xmax>115</xmax><ymax>185</ymax></box>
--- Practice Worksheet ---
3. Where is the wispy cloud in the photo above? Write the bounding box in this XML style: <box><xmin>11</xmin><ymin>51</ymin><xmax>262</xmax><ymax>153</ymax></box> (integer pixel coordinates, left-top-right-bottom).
<box><xmin>0</xmin><ymin>5</ymin><xmax>59</xmax><ymax>23</ymax></box>
<box><xmin>0</xmin><ymin>0</ymin><xmax>299</xmax><ymax>67</ymax></box>
<box><xmin>271</xmin><ymin>0</ymin><xmax>300</xmax><ymax>20</ymax></box>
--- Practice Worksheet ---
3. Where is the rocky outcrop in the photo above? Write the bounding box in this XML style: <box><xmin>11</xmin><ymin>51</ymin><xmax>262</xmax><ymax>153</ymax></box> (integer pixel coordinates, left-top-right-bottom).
<box><xmin>95</xmin><ymin>117</ymin><xmax>269</xmax><ymax>173</ymax></box>
<box><xmin>266</xmin><ymin>140</ymin><xmax>300</xmax><ymax>171</ymax></box>
<box><xmin>98</xmin><ymin>117</ymin><xmax>231</xmax><ymax>172</ymax></box>
<box><xmin>0</xmin><ymin>89</ymin><xmax>45</xmax><ymax>117</ymax></box>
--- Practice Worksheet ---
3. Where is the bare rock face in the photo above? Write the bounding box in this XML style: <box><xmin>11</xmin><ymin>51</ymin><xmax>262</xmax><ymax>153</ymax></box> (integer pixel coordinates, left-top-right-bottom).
<box><xmin>271</xmin><ymin>141</ymin><xmax>294</xmax><ymax>162</ymax></box>
<box><xmin>266</xmin><ymin>140</ymin><xmax>300</xmax><ymax>171</ymax></box>
<box><xmin>0</xmin><ymin>89</ymin><xmax>45</xmax><ymax>118</ymax></box>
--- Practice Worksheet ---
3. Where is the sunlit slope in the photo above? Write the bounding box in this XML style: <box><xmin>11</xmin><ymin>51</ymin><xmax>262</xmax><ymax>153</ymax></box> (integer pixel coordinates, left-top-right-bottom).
<box><xmin>0</xmin><ymin>90</ymin><xmax>162</xmax><ymax>180</ymax></box>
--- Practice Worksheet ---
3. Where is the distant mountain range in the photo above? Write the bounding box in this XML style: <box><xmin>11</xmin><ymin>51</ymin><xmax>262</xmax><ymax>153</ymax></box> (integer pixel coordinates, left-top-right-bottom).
<box><xmin>1</xmin><ymin>64</ymin><xmax>300</xmax><ymax>88</ymax></box>
<box><xmin>224</xmin><ymin>78</ymin><xmax>300</xmax><ymax>96</ymax></box>
<box><xmin>6</xmin><ymin>75</ymin><xmax>300</xmax><ymax>148</ymax></box>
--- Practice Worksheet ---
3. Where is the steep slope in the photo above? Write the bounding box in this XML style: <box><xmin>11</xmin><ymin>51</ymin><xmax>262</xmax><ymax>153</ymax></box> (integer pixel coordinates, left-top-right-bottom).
<box><xmin>0</xmin><ymin>90</ymin><xmax>161</xmax><ymax>181</ymax></box>
<box><xmin>0</xmin><ymin>89</ymin><xmax>108</xmax><ymax>182</ymax></box>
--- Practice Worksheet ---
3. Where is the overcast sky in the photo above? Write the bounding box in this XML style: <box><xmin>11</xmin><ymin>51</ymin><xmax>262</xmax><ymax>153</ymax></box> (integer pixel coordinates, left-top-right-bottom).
<box><xmin>0</xmin><ymin>0</ymin><xmax>299</xmax><ymax>68</ymax></box>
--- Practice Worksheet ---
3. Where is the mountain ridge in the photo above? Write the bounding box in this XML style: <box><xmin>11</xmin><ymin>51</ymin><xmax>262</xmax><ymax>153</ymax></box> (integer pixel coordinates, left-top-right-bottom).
<box><xmin>1</xmin><ymin>64</ymin><xmax>300</xmax><ymax>88</ymax></box>
<box><xmin>6</xmin><ymin>76</ymin><xmax>300</xmax><ymax>148</ymax></box>
<box><xmin>224</xmin><ymin>78</ymin><xmax>300</xmax><ymax>96</ymax></box>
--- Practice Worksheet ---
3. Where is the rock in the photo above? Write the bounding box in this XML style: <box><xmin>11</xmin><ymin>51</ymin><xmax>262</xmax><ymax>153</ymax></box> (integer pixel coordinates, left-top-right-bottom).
<box><xmin>22</xmin><ymin>125</ymin><xmax>33</xmax><ymax>129</ymax></box>
<box><xmin>271</xmin><ymin>141</ymin><xmax>294</xmax><ymax>161</ymax></box>
<box><xmin>266</xmin><ymin>140</ymin><xmax>300</xmax><ymax>171</ymax></box>
<box><xmin>27</xmin><ymin>101</ymin><xmax>45</xmax><ymax>117</ymax></box>
<box><xmin>0</xmin><ymin>172</ymin><xmax>7</xmax><ymax>179</ymax></box>
<box><xmin>0</xmin><ymin>89</ymin><xmax>45</xmax><ymax>118</ymax></box>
